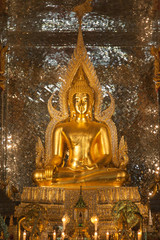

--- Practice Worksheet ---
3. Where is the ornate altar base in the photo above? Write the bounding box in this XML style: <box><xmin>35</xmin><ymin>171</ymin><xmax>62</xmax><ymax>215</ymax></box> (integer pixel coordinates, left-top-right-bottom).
<box><xmin>15</xmin><ymin>186</ymin><xmax>148</xmax><ymax>239</ymax></box>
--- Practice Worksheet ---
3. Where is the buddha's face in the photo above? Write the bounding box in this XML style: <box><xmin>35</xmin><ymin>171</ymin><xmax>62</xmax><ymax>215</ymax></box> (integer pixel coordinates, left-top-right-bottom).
<box><xmin>73</xmin><ymin>93</ymin><xmax>89</xmax><ymax>115</ymax></box>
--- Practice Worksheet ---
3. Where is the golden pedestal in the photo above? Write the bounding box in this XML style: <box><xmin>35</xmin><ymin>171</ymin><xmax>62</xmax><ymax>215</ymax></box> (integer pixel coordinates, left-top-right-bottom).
<box><xmin>15</xmin><ymin>186</ymin><xmax>148</xmax><ymax>239</ymax></box>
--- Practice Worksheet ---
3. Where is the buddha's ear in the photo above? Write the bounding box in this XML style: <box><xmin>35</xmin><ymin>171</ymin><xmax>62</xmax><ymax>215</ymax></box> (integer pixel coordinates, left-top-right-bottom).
<box><xmin>89</xmin><ymin>99</ymin><xmax>94</xmax><ymax>109</ymax></box>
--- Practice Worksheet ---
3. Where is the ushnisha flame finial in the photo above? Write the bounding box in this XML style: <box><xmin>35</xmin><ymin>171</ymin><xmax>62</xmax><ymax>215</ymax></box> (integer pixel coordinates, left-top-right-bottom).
<box><xmin>73</xmin><ymin>0</ymin><xmax>93</xmax><ymax>53</ymax></box>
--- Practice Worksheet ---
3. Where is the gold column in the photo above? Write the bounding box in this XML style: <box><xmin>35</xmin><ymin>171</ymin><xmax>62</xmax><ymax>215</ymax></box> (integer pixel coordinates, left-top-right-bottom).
<box><xmin>150</xmin><ymin>47</ymin><xmax>160</xmax><ymax>196</ymax></box>
<box><xmin>151</xmin><ymin>46</ymin><xmax>160</xmax><ymax>92</ymax></box>
<box><xmin>0</xmin><ymin>45</ymin><xmax>8</xmax><ymax>91</ymax></box>
<box><xmin>0</xmin><ymin>45</ymin><xmax>8</xmax><ymax>180</ymax></box>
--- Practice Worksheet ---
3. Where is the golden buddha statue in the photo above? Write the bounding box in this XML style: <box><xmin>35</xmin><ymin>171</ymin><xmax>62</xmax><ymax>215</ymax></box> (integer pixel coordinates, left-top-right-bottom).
<box><xmin>32</xmin><ymin>1</ymin><xmax>129</xmax><ymax>188</ymax></box>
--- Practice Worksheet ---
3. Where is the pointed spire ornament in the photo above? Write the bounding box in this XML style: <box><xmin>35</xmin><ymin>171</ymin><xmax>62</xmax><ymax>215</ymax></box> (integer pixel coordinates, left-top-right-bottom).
<box><xmin>73</xmin><ymin>0</ymin><xmax>93</xmax><ymax>26</ymax></box>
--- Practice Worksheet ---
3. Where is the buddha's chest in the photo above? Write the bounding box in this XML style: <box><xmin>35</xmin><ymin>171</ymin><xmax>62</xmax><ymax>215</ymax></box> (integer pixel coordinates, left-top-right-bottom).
<box><xmin>62</xmin><ymin>124</ymin><xmax>98</xmax><ymax>147</ymax></box>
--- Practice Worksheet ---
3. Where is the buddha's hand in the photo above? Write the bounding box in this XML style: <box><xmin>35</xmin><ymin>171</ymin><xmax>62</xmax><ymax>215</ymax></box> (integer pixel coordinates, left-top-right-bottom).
<box><xmin>44</xmin><ymin>156</ymin><xmax>61</xmax><ymax>179</ymax></box>
<box><xmin>84</xmin><ymin>163</ymin><xmax>98</xmax><ymax>170</ymax></box>
<box><xmin>45</xmin><ymin>165</ymin><xmax>57</xmax><ymax>179</ymax></box>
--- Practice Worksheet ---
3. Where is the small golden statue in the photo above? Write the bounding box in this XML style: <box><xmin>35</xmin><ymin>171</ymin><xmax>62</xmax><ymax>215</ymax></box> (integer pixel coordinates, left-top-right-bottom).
<box><xmin>33</xmin><ymin>0</ymin><xmax>129</xmax><ymax>188</ymax></box>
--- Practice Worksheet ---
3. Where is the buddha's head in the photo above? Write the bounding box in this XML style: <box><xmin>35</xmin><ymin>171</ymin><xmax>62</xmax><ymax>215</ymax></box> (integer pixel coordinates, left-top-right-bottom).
<box><xmin>68</xmin><ymin>67</ymin><xmax>94</xmax><ymax>119</ymax></box>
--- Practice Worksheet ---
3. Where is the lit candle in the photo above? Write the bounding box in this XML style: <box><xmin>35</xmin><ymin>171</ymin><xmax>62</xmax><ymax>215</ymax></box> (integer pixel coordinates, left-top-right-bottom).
<box><xmin>138</xmin><ymin>230</ymin><xmax>142</xmax><ymax>240</ymax></box>
<box><xmin>62</xmin><ymin>231</ymin><xmax>65</xmax><ymax>240</ymax></box>
<box><xmin>115</xmin><ymin>232</ymin><xmax>118</xmax><ymax>240</ymax></box>
<box><xmin>23</xmin><ymin>230</ymin><xmax>26</xmax><ymax>240</ymax></box>
<box><xmin>91</xmin><ymin>215</ymin><xmax>99</xmax><ymax>237</ymax></box>
<box><xmin>106</xmin><ymin>231</ymin><xmax>109</xmax><ymax>240</ymax></box>
<box><xmin>94</xmin><ymin>231</ymin><xmax>98</xmax><ymax>240</ymax></box>
<box><xmin>53</xmin><ymin>230</ymin><xmax>56</xmax><ymax>240</ymax></box>
<box><xmin>95</xmin><ymin>217</ymin><xmax>98</xmax><ymax>231</ymax></box>
<box><xmin>148</xmin><ymin>209</ymin><xmax>153</xmax><ymax>226</ymax></box>
<box><xmin>62</xmin><ymin>216</ymin><xmax>66</xmax><ymax>231</ymax></box>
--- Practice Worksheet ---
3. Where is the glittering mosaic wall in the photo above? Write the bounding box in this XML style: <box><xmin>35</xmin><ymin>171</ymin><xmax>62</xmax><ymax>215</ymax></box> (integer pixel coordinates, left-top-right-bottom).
<box><xmin>0</xmin><ymin>0</ymin><xmax>159</xmax><ymax>195</ymax></box>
